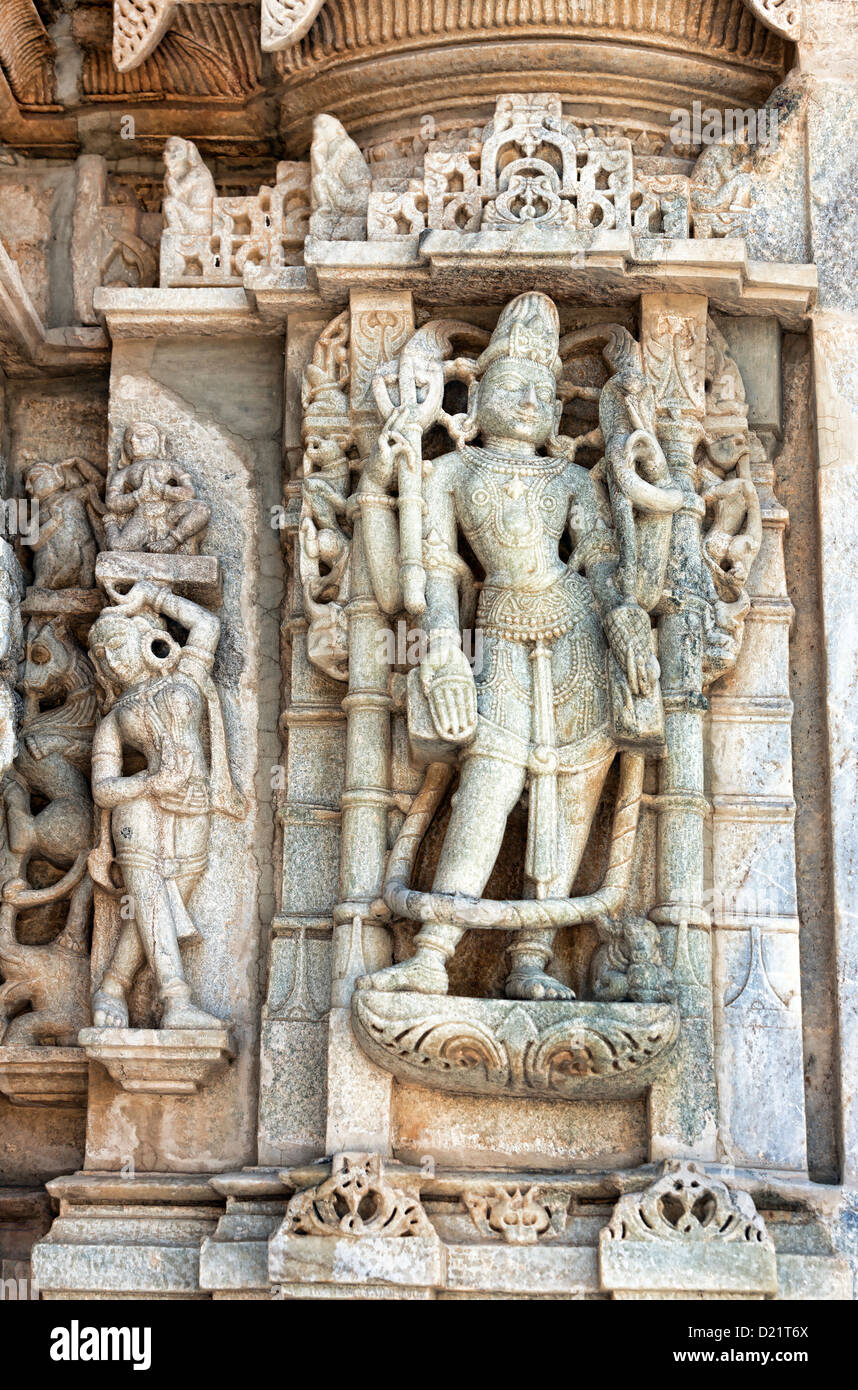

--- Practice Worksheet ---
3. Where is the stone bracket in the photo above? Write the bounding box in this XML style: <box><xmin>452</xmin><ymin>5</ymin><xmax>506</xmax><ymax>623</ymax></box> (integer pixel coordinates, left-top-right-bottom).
<box><xmin>78</xmin><ymin>1028</ymin><xmax>234</xmax><ymax>1095</ymax></box>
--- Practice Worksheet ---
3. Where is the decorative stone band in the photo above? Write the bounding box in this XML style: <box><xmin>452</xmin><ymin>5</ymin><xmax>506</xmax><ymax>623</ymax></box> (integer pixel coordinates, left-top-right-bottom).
<box><xmin>351</xmin><ymin>992</ymin><xmax>680</xmax><ymax>1101</ymax></box>
<box><xmin>113</xmin><ymin>0</ymin><xmax>796</xmax><ymax>76</ymax></box>
<box><xmin>0</xmin><ymin>1046</ymin><xmax>88</xmax><ymax>1109</ymax></box>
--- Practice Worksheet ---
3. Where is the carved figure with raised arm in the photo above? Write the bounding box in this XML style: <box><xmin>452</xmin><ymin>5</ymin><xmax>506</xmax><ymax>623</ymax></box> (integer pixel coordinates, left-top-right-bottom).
<box><xmin>87</xmin><ymin>580</ymin><xmax>244</xmax><ymax>1030</ymax></box>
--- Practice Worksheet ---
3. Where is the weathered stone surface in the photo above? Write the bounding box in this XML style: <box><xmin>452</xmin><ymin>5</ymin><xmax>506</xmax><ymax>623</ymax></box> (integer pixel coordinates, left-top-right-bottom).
<box><xmin>1</xmin><ymin>0</ymin><xmax>856</xmax><ymax>1308</ymax></box>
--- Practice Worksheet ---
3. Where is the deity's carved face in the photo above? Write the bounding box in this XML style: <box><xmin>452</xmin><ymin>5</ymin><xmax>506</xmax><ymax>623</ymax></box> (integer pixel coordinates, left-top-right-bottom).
<box><xmin>475</xmin><ymin>357</ymin><xmax>557</xmax><ymax>450</ymax></box>
<box><xmin>124</xmin><ymin>423</ymin><xmax>161</xmax><ymax>463</ymax></box>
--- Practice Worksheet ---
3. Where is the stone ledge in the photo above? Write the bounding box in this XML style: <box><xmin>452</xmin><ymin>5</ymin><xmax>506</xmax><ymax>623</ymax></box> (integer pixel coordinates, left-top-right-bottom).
<box><xmin>268</xmin><ymin>1232</ymin><xmax>443</xmax><ymax>1288</ymax></box>
<box><xmin>95</xmin><ymin>551</ymin><xmax>222</xmax><ymax>606</ymax></box>
<box><xmin>78</xmin><ymin>1029</ymin><xmax>235</xmax><ymax>1096</ymax></box>
<box><xmin>0</xmin><ymin>1046</ymin><xmax>88</xmax><ymax>1109</ymax></box>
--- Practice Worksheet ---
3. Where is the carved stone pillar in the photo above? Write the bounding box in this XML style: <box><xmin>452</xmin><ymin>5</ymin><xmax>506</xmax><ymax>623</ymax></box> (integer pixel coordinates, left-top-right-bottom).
<box><xmin>260</xmin><ymin>310</ymin><xmax>339</xmax><ymax>1166</ymax></box>
<box><xmin>800</xmin><ymin>0</ymin><xmax>858</xmax><ymax>1191</ymax></box>
<box><xmin>707</xmin><ymin>317</ymin><xmax>808</xmax><ymax>1173</ymax></box>
<box><xmin>324</xmin><ymin>290</ymin><xmax>414</xmax><ymax>1154</ymax></box>
<box><xmin>640</xmin><ymin>292</ymin><xmax>718</xmax><ymax>1160</ymax></box>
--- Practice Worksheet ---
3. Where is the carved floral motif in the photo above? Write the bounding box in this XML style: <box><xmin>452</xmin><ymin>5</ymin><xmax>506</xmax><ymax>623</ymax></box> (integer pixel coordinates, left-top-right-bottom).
<box><xmin>463</xmin><ymin>1183</ymin><xmax>572</xmax><ymax>1244</ymax></box>
<box><xmin>602</xmin><ymin>1161</ymin><xmax>772</xmax><ymax>1247</ymax></box>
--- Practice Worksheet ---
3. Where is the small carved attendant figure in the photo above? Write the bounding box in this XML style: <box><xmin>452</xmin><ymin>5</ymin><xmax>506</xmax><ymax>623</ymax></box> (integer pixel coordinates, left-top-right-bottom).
<box><xmin>105</xmin><ymin>422</ymin><xmax>211</xmax><ymax>554</ymax></box>
<box><xmin>24</xmin><ymin>455</ymin><xmax>105</xmax><ymax>589</ymax></box>
<box><xmin>87</xmin><ymin>581</ymin><xmax>244</xmax><ymax>1030</ymax></box>
<box><xmin>358</xmin><ymin>293</ymin><xmax>657</xmax><ymax>1000</ymax></box>
<box><xmin>163</xmin><ymin>137</ymin><xmax>215</xmax><ymax>235</ymax></box>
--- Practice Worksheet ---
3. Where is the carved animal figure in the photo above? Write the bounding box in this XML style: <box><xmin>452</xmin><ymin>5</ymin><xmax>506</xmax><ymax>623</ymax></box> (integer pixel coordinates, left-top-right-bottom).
<box><xmin>0</xmin><ymin>864</ymin><xmax>91</xmax><ymax>1045</ymax></box>
<box><xmin>309</xmin><ymin>114</ymin><xmax>371</xmax><ymax>240</ymax></box>
<box><xmin>0</xmin><ymin>617</ymin><xmax>97</xmax><ymax>1044</ymax></box>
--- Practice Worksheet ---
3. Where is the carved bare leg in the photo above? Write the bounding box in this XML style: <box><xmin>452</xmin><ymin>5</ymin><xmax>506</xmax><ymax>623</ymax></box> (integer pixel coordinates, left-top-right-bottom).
<box><xmin>357</xmin><ymin>753</ymin><xmax>526</xmax><ymax>994</ymax></box>
<box><xmin>92</xmin><ymin>921</ymin><xmax>144</xmax><ymax>1028</ymax></box>
<box><xmin>506</xmin><ymin>751</ymin><xmax>614</xmax><ymax>1001</ymax></box>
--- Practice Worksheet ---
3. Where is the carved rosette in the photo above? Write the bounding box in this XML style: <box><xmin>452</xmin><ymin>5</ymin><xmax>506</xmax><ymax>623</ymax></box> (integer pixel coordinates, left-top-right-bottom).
<box><xmin>351</xmin><ymin>993</ymin><xmax>680</xmax><ymax>1101</ymax></box>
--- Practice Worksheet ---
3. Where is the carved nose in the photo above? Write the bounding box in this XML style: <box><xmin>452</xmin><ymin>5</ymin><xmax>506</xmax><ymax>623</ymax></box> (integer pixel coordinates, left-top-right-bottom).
<box><xmin>520</xmin><ymin>386</ymin><xmax>538</xmax><ymax>408</ymax></box>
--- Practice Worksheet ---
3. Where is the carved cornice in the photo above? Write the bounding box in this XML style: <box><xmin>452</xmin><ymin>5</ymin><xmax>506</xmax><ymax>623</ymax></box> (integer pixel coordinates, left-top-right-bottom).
<box><xmin>0</xmin><ymin>0</ymin><xmax>58</xmax><ymax>108</ymax></box>
<box><xmin>110</xmin><ymin>0</ymin><xmax>800</xmax><ymax>74</ymax></box>
<box><xmin>93</xmin><ymin>4</ymin><xmax>261</xmax><ymax>101</ymax></box>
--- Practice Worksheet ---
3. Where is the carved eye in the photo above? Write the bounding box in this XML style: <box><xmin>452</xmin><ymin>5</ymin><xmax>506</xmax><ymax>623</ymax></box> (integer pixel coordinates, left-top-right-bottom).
<box><xmin>29</xmin><ymin>643</ymin><xmax>50</xmax><ymax>665</ymax></box>
<box><xmin>150</xmin><ymin>638</ymin><xmax>172</xmax><ymax>660</ymax></box>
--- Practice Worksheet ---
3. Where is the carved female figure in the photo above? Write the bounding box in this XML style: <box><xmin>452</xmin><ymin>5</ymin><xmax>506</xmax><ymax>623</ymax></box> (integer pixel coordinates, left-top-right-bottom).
<box><xmin>105</xmin><ymin>422</ymin><xmax>211</xmax><ymax>554</ymax></box>
<box><xmin>87</xmin><ymin>581</ymin><xmax>244</xmax><ymax>1030</ymax></box>
<box><xmin>356</xmin><ymin>293</ymin><xmax>659</xmax><ymax>1001</ymax></box>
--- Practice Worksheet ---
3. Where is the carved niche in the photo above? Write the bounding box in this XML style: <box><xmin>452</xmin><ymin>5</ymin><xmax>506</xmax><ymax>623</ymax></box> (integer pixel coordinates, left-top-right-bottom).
<box><xmin>292</xmin><ymin>286</ymin><xmax>765</xmax><ymax>1104</ymax></box>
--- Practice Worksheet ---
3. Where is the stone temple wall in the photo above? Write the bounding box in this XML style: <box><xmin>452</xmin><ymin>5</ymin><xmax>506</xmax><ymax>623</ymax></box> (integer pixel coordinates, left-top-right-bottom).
<box><xmin>0</xmin><ymin>0</ymin><xmax>856</xmax><ymax>1303</ymax></box>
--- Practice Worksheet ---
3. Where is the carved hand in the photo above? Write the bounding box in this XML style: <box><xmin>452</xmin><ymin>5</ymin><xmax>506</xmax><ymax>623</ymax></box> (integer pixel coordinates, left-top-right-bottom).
<box><xmin>362</xmin><ymin>406</ymin><xmax>422</xmax><ymax>493</ymax></box>
<box><xmin>146</xmin><ymin>747</ymin><xmax>194</xmax><ymax>796</ymax></box>
<box><xmin>604</xmin><ymin>602</ymin><xmax>660</xmax><ymax>698</ymax></box>
<box><xmin>105</xmin><ymin>578</ymin><xmax>164</xmax><ymax>614</ymax></box>
<box><xmin>420</xmin><ymin>637</ymin><xmax>477</xmax><ymax>744</ymax></box>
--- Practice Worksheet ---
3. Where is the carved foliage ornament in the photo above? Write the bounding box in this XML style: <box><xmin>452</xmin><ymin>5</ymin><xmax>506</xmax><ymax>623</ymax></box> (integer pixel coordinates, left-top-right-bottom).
<box><xmin>603</xmin><ymin>1161</ymin><xmax>772</xmax><ymax>1247</ymax></box>
<box><xmin>463</xmin><ymin>1184</ymin><xmax>571</xmax><ymax>1245</ymax></box>
<box><xmin>351</xmin><ymin>993</ymin><xmax>680</xmax><ymax>1101</ymax></box>
<box><xmin>113</xmin><ymin>0</ymin><xmax>326</xmax><ymax>70</ymax></box>
<box><xmin>284</xmin><ymin>1154</ymin><xmax>434</xmax><ymax>1238</ymax></box>
<box><xmin>742</xmin><ymin>0</ymin><xmax>801</xmax><ymax>40</ymax></box>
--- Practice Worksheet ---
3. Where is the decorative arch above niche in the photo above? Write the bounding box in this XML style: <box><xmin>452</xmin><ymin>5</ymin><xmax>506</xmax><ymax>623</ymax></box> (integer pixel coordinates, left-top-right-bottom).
<box><xmin>112</xmin><ymin>0</ymin><xmax>801</xmax><ymax>74</ymax></box>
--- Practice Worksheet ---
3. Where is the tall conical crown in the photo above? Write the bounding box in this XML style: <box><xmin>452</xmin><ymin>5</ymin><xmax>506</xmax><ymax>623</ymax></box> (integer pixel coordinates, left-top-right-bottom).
<box><xmin>477</xmin><ymin>293</ymin><xmax>562</xmax><ymax>380</ymax></box>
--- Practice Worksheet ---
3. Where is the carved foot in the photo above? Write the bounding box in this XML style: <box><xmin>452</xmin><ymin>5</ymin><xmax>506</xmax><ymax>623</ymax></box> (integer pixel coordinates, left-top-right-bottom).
<box><xmin>505</xmin><ymin>968</ymin><xmax>575</xmax><ymax>1002</ymax></box>
<box><xmin>92</xmin><ymin>987</ymin><xmax>129</xmax><ymax>1029</ymax></box>
<box><xmin>161</xmin><ymin>998</ymin><xmax>227</xmax><ymax>1030</ymax></box>
<box><xmin>355</xmin><ymin>949</ymin><xmax>449</xmax><ymax>996</ymax></box>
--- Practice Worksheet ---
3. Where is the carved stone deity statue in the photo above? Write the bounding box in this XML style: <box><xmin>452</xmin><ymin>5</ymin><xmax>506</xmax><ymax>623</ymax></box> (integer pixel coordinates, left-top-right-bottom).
<box><xmin>104</xmin><ymin>422</ymin><xmax>211</xmax><ymax>554</ymax></box>
<box><xmin>86</xmin><ymin>580</ymin><xmax>244</xmax><ymax>1030</ymax></box>
<box><xmin>356</xmin><ymin>293</ymin><xmax>668</xmax><ymax>1001</ymax></box>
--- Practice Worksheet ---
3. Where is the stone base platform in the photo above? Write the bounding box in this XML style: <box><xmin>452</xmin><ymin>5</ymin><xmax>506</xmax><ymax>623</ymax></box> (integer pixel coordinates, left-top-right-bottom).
<box><xmin>351</xmin><ymin>991</ymin><xmax>680</xmax><ymax>1101</ymax></box>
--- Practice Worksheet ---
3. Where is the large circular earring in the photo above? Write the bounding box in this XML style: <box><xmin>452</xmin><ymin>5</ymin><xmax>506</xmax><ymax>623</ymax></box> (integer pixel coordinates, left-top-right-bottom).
<box><xmin>144</xmin><ymin>630</ymin><xmax>180</xmax><ymax>672</ymax></box>
<box><xmin>446</xmin><ymin>379</ymin><xmax>481</xmax><ymax>450</ymax></box>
